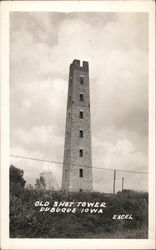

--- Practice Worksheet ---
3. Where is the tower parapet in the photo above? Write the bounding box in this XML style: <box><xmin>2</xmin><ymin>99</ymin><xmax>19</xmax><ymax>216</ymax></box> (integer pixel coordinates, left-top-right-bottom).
<box><xmin>70</xmin><ymin>59</ymin><xmax>89</xmax><ymax>72</ymax></box>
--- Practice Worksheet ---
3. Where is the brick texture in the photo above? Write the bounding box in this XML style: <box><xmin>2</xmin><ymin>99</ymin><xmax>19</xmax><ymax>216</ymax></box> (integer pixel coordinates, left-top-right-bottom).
<box><xmin>61</xmin><ymin>59</ymin><xmax>93</xmax><ymax>192</ymax></box>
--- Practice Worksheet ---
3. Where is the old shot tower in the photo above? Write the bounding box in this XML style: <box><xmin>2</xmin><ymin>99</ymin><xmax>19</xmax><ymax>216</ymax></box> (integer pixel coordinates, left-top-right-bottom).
<box><xmin>61</xmin><ymin>59</ymin><xmax>93</xmax><ymax>192</ymax></box>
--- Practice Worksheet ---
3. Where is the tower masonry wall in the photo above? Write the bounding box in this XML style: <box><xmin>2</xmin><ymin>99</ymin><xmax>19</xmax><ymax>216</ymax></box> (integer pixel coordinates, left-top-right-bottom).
<box><xmin>62</xmin><ymin>59</ymin><xmax>93</xmax><ymax>192</ymax></box>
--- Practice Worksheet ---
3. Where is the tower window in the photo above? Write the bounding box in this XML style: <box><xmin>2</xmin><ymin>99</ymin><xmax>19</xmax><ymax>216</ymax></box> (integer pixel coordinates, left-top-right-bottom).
<box><xmin>79</xmin><ymin>169</ymin><xmax>83</xmax><ymax>177</ymax></box>
<box><xmin>79</xmin><ymin>130</ymin><xmax>83</xmax><ymax>138</ymax></box>
<box><xmin>79</xmin><ymin>93</ymin><xmax>84</xmax><ymax>101</ymax></box>
<box><xmin>79</xmin><ymin>149</ymin><xmax>83</xmax><ymax>157</ymax></box>
<box><xmin>79</xmin><ymin>111</ymin><xmax>84</xmax><ymax>119</ymax></box>
<box><xmin>80</xmin><ymin>76</ymin><xmax>84</xmax><ymax>84</ymax></box>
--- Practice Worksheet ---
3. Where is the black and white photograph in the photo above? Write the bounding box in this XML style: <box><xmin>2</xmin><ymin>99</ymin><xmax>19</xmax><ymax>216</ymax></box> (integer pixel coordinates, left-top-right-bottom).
<box><xmin>0</xmin><ymin>1</ymin><xmax>155</xmax><ymax>249</ymax></box>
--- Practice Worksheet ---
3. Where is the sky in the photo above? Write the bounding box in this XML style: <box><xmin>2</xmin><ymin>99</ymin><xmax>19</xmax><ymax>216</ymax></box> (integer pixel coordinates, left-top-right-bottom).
<box><xmin>10</xmin><ymin>12</ymin><xmax>148</xmax><ymax>193</ymax></box>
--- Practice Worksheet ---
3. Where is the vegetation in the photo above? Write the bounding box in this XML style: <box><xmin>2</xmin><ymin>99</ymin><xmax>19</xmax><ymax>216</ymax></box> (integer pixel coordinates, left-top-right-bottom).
<box><xmin>35</xmin><ymin>176</ymin><xmax>46</xmax><ymax>190</ymax></box>
<box><xmin>10</xmin><ymin>165</ymin><xmax>148</xmax><ymax>238</ymax></box>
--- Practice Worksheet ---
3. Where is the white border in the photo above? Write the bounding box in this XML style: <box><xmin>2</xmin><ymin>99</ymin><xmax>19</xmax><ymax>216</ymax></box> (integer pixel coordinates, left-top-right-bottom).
<box><xmin>0</xmin><ymin>1</ymin><xmax>155</xmax><ymax>249</ymax></box>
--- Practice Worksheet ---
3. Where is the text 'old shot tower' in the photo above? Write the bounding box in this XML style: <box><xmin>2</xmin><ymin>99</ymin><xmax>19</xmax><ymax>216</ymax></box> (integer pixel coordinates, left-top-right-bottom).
<box><xmin>62</xmin><ymin>59</ymin><xmax>93</xmax><ymax>192</ymax></box>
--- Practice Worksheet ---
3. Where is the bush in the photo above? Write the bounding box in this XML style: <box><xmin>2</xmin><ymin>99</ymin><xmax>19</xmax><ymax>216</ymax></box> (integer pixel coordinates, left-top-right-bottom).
<box><xmin>10</xmin><ymin>189</ymin><xmax>148</xmax><ymax>238</ymax></box>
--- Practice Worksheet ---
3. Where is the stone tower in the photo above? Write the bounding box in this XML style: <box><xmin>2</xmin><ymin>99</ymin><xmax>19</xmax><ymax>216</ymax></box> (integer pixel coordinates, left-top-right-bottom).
<box><xmin>61</xmin><ymin>59</ymin><xmax>93</xmax><ymax>192</ymax></box>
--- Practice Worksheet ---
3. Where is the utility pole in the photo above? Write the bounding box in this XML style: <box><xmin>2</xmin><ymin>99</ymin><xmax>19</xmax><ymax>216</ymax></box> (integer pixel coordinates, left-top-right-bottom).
<box><xmin>122</xmin><ymin>177</ymin><xmax>124</xmax><ymax>191</ymax></box>
<box><xmin>113</xmin><ymin>170</ymin><xmax>116</xmax><ymax>194</ymax></box>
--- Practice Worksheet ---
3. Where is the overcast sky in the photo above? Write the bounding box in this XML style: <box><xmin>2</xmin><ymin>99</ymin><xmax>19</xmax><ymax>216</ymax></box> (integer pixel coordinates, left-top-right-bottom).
<box><xmin>10</xmin><ymin>12</ymin><xmax>148</xmax><ymax>193</ymax></box>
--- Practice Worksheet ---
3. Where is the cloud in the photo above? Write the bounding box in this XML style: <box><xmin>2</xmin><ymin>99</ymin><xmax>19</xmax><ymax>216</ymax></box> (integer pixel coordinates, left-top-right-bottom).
<box><xmin>10</xmin><ymin>12</ymin><xmax>148</xmax><ymax>192</ymax></box>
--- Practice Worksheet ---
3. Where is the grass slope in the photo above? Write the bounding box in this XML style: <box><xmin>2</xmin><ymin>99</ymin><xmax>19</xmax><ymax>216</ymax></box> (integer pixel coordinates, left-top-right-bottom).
<box><xmin>10</xmin><ymin>189</ymin><xmax>148</xmax><ymax>238</ymax></box>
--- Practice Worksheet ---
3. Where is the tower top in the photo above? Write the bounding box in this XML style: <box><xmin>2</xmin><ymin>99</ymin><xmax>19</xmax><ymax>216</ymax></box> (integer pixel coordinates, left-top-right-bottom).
<box><xmin>70</xmin><ymin>59</ymin><xmax>89</xmax><ymax>72</ymax></box>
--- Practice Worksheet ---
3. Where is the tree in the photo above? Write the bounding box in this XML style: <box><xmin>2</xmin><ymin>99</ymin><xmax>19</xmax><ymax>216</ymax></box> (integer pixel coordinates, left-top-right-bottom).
<box><xmin>35</xmin><ymin>178</ymin><xmax>42</xmax><ymax>190</ymax></box>
<box><xmin>40</xmin><ymin>171</ymin><xmax>59</xmax><ymax>190</ymax></box>
<box><xmin>40</xmin><ymin>176</ymin><xmax>46</xmax><ymax>190</ymax></box>
<box><xmin>35</xmin><ymin>176</ymin><xmax>46</xmax><ymax>190</ymax></box>
<box><xmin>25</xmin><ymin>183</ymin><xmax>34</xmax><ymax>190</ymax></box>
<box><xmin>10</xmin><ymin>165</ymin><xmax>26</xmax><ymax>197</ymax></box>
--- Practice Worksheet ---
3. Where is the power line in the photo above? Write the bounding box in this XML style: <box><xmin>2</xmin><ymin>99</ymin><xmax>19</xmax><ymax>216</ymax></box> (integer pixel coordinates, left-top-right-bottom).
<box><xmin>10</xmin><ymin>154</ymin><xmax>148</xmax><ymax>175</ymax></box>
<box><xmin>10</xmin><ymin>154</ymin><xmax>63</xmax><ymax>165</ymax></box>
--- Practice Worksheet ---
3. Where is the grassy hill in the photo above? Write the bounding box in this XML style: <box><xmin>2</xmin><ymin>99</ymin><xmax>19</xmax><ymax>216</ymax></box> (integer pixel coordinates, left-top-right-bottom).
<box><xmin>10</xmin><ymin>189</ymin><xmax>148</xmax><ymax>238</ymax></box>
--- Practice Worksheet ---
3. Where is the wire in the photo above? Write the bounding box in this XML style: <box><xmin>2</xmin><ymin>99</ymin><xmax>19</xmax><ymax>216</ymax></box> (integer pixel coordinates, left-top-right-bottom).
<box><xmin>10</xmin><ymin>154</ymin><xmax>148</xmax><ymax>175</ymax></box>
<box><xmin>10</xmin><ymin>154</ymin><xmax>63</xmax><ymax>165</ymax></box>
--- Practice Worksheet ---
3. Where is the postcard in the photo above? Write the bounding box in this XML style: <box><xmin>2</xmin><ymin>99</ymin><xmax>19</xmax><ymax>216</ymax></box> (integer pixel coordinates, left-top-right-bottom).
<box><xmin>0</xmin><ymin>1</ymin><xmax>155</xmax><ymax>249</ymax></box>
